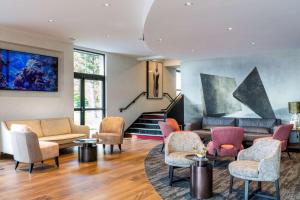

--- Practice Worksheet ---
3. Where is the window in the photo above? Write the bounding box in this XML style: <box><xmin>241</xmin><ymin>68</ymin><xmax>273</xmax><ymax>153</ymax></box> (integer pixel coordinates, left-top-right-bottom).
<box><xmin>176</xmin><ymin>70</ymin><xmax>181</xmax><ymax>95</ymax></box>
<box><xmin>73</xmin><ymin>49</ymin><xmax>105</xmax><ymax>132</ymax></box>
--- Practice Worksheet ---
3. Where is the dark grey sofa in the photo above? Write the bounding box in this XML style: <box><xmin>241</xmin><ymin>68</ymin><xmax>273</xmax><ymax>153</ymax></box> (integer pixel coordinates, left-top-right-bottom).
<box><xmin>193</xmin><ymin>117</ymin><xmax>281</xmax><ymax>142</ymax></box>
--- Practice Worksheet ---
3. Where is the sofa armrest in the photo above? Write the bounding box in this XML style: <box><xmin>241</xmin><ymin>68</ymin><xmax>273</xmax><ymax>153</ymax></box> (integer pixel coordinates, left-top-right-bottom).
<box><xmin>0</xmin><ymin>121</ymin><xmax>14</xmax><ymax>154</ymax></box>
<box><xmin>69</xmin><ymin>119</ymin><xmax>90</xmax><ymax>136</ymax></box>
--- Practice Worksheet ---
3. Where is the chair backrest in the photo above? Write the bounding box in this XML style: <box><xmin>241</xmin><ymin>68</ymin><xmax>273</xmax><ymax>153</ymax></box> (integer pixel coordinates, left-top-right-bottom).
<box><xmin>166</xmin><ymin>131</ymin><xmax>204</xmax><ymax>154</ymax></box>
<box><xmin>211</xmin><ymin>127</ymin><xmax>244</xmax><ymax>149</ymax></box>
<box><xmin>166</xmin><ymin>118</ymin><xmax>181</xmax><ymax>131</ymax></box>
<box><xmin>272</xmin><ymin>124</ymin><xmax>293</xmax><ymax>141</ymax></box>
<box><xmin>158</xmin><ymin>121</ymin><xmax>173</xmax><ymax>140</ymax></box>
<box><xmin>100</xmin><ymin>117</ymin><xmax>125</xmax><ymax>135</ymax></box>
<box><xmin>252</xmin><ymin>139</ymin><xmax>281</xmax><ymax>181</ymax></box>
<box><xmin>10</xmin><ymin>124</ymin><xmax>42</xmax><ymax>163</ymax></box>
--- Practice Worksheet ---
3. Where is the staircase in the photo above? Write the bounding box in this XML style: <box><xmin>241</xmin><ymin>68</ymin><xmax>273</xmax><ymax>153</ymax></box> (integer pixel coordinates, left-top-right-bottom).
<box><xmin>126</xmin><ymin>112</ymin><xmax>165</xmax><ymax>140</ymax></box>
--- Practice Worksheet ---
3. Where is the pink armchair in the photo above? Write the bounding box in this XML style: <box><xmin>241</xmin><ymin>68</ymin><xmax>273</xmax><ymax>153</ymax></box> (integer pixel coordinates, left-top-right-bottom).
<box><xmin>159</xmin><ymin>118</ymin><xmax>183</xmax><ymax>152</ymax></box>
<box><xmin>254</xmin><ymin>124</ymin><xmax>293</xmax><ymax>158</ymax></box>
<box><xmin>158</xmin><ymin>121</ymin><xmax>174</xmax><ymax>152</ymax></box>
<box><xmin>207</xmin><ymin>127</ymin><xmax>244</xmax><ymax>159</ymax></box>
<box><xmin>166</xmin><ymin>118</ymin><xmax>181</xmax><ymax>131</ymax></box>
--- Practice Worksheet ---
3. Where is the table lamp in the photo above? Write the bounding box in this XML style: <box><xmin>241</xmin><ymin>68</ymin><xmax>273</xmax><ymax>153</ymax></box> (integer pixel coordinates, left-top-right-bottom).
<box><xmin>288</xmin><ymin>102</ymin><xmax>300</xmax><ymax>129</ymax></box>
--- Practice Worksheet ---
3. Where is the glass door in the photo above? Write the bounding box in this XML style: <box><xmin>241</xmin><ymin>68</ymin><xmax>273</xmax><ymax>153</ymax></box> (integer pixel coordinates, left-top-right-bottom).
<box><xmin>73</xmin><ymin>49</ymin><xmax>105</xmax><ymax>132</ymax></box>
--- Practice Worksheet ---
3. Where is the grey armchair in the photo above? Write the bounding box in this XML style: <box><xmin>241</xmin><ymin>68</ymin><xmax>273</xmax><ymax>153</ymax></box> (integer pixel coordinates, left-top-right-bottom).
<box><xmin>11</xmin><ymin>124</ymin><xmax>59</xmax><ymax>173</ymax></box>
<box><xmin>165</xmin><ymin>131</ymin><xmax>204</xmax><ymax>186</ymax></box>
<box><xmin>228</xmin><ymin>139</ymin><xmax>281</xmax><ymax>200</ymax></box>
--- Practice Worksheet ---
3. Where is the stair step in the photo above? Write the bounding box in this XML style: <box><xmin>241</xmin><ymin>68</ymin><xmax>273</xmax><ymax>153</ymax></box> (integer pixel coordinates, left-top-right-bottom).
<box><xmin>141</xmin><ymin>115</ymin><xmax>165</xmax><ymax>119</ymax></box>
<box><xmin>131</xmin><ymin>123</ymin><xmax>160</xmax><ymax>129</ymax></box>
<box><xmin>127</xmin><ymin>128</ymin><xmax>162</xmax><ymax>135</ymax></box>
<box><xmin>127</xmin><ymin>132</ymin><xmax>164</xmax><ymax>138</ymax></box>
<box><xmin>136</xmin><ymin>118</ymin><xmax>164</xmax><ymax>124</ymax></box>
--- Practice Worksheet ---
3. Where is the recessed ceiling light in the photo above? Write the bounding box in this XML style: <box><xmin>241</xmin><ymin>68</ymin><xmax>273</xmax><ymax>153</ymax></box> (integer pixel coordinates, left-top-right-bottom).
<box><xmin>105</xmin><ymin>34</ymin><xmax>110</xmax><ymax>38</ymax></box>
<box><xmin>250</xmin><ymin>42</ymin><xmax>256</xmax><ymax>45</ymax></box>
<box><xmin>191</xmin><ymin>49</ymin><xmax>195</xmax><ymax>53</ymax></box>
<box><xmin>184</xmin><ymin>2</ymin><xmax>193</xmax><ymax>6</ymax></box>
<box><xmin>226</xmin><ymin>27</ymin><xmax>233</xmax><ymax>31</ymax></box>
<box><xmin>104</xmin><ymin>3</ymin><xmax>111</xmax><ymax>7</ymax></box>
<box><xmin>158</xmin><ymin>38</ymin><xmax>163</xmax><ymax>42</ymax></box>
<box><xmin>48</xmin><ymin>19</ymin><xmax>56</xmax><ymax>23</ymax></box>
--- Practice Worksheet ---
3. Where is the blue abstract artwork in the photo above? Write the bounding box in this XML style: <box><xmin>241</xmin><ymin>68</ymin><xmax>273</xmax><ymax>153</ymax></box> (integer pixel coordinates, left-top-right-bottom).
<box><xmin>0</xmin><ymin>49</ymin><xmax>58</xmax><ymax>91</ymax></box>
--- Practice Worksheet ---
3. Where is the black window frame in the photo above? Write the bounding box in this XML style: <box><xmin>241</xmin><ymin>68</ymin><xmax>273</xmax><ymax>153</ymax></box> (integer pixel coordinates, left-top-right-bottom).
<box><xmin>73</xmin><ymin>48</ymin><xmax>106</xmax><ymax>125</ymax></box>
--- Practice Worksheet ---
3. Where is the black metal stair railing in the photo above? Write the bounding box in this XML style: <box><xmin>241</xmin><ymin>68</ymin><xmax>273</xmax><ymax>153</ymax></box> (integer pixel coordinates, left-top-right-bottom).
<box><xmin>119</xmin><ymin>92</ymin><xmax>174</xmax><ymax>113</ymax></box>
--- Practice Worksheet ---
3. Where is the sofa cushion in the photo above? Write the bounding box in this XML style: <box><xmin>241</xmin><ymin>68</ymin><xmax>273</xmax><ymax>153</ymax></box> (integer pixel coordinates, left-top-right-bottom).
<box><xmin>229</xmin><ymin>160</ymin><xmax>259</xmax><ymax>179</ymax></box>
<box><xmin>194</xmin><ymin>129</ymin><xmax>211</xmax><ymax>140</ymax></box>
<box><xmin>41</xmin><ymin>118</ymin><xmax>71</xmax><ymax>136</ymax></box>
<box><xmin>202</xmin><ymin>117</ymin><xmax>236</xmax><ymax>130</ymax></box>
<box><xmin>238</xmin><ymin>118</ymin><xmax>277</xmax><ymax>134</ymax></box>
<box><xmin>242</xmin><ymin>127</ymin><xmax>270</xmax><ymax>134</ymax></box>
<box><xmin>39</xmin><ymin>141</ymin><xmax>59</xmax><ymax>160</ymax></box>
<box><xmin>244</xmin><ymin>132</ymin><xmax>272</xmax><ymax>141</ymax></box>
<box><xmin>5</xmin><ymin>120</ymin><xmax>43</xmax><ymax>137</ymax></box>
<box><xmin>39</xmin><ymin>133</ymin><xmax>87</xmax><ymax>145</ymax></box>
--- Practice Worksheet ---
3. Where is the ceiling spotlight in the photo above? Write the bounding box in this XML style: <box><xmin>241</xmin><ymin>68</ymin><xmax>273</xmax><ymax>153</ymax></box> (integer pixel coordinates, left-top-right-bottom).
<box><xmin>226</xmin><ymin>27</ymin><xmax>233</xmax><ymax>31</ymax></box>
<box><xmin>191</xmin><ymin>49</ymin><xmax>195</xmax><ymax>53</ymax></box>
<box><xmin>158</xmin><ymin>38</ymin><xmax>163</xmax><ymax>42</ymax></box>
<box><xmin>250</xmin><ymin>41</ymin><xmax>256</xmax><ymax>45</ymax></box>
<box><xmin>105</xmin><ymin>34</ymin><xmax>110</xmax><ymax>38</ymax></box>
<box><xmin>104</xmin><ymin>3</ymin><xmax>111</xmax><ymax>7</ymax></box>
<box><xmin>48</xmin><ymin>19</ymin><xmax>56</xmax><ymax>23</ymax></box>
<box><xmin>184</xmin><ymin>2</ymin><xmax>193</xmax><ymax>6</ymax></box>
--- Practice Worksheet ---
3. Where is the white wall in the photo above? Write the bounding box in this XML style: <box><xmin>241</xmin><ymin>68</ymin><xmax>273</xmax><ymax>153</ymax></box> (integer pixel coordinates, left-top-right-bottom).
<box><xmin>0</xmin><ymin>28</ymin><xmax>177</xmax><ymax>132</ymax></box>
<box><xmin>0</xmin><ymin>27</ymin><xmax>74</xmax><ymax>121</ymax></box>
<box><xmin>106</xmin><ymin>53</ymin><xmax>177</xmax><ymax>129</ymax></box>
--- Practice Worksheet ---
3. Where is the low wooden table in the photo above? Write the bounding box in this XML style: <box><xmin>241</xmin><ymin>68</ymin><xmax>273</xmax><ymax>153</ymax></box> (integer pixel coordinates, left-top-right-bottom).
<box><xmin>73</xmin><ymin>139</ymin><xmax>102</xmax><ymax>162</ymax></box>
<box><xmin>186</xmin><ymin>155</ymin><xmax>213</xmax><ymax>200</ymax></box>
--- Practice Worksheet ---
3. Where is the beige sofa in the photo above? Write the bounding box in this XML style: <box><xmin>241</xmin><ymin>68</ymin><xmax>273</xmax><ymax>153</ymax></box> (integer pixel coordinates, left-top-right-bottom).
<box><xmin>0</xmin><ymin>117</ymin><xmax>89</xmax><ymax>155</ymax></box>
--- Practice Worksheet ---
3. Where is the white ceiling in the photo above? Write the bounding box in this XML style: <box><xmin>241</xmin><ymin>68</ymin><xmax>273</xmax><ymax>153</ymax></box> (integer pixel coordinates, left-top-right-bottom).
<box><xmin>144</xmin><ymin>0</ymin><xmax>300</xmax><ymax>60</ymax></box>
<box><xmin>1</xmin><ymin>0</ymin><xmax>300</xmax><ymax>59</ymax></box>
<box><xmin>0</xmin><ymin>0</ymin><xmax>154</xmax><ymax>56</ymax></box>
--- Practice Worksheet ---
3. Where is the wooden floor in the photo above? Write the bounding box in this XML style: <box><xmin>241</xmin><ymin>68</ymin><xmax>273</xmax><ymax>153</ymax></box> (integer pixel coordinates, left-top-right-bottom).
<box><xmin>0</xmin><ymin>138</ymin><xmax>162</xmax><ymax>200</ymax></box>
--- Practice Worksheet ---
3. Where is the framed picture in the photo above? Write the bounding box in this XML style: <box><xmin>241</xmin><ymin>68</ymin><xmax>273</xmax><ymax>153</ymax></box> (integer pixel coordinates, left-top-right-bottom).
<box><xmin>147</xmin><ymin>61</ymin><xmax>163</xmax><ymax>99</ymax></box>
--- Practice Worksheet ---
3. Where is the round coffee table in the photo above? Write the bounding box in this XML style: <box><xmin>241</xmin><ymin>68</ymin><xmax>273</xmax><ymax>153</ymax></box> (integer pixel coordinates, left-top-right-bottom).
<box><xmin>186</xmin><ymin>155</ymin><xmax>213</xmax><ymax>199</ymax></box>
<box><xmin>73</xmin><ymin>138</ymin><xmax>101</xmax><ymax>162</ymax></box>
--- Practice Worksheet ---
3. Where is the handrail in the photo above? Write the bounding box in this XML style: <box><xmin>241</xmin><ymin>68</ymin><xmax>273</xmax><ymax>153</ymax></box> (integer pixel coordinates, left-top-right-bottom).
<box><xmin>119</xmin><ymin>92</ymin><xmax>146</xmax><ymax>112</ymax></box>
<box><xmin>161</xmin><ymin>93</ymin><xmax>182</xmax><ymax>112</ymax></box>
<box><xmin>163</xmin><ymin>92</ymin><xmax>174</xmax><ymax>102</ymax></box>
<box><xmin>119</xmin><ymin>92</ymin><xmax>176</xmax><ymax>113</ymax></box>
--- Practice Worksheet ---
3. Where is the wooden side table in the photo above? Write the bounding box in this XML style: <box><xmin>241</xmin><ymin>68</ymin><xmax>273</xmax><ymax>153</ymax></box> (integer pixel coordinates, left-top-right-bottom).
<box><xmin>188</xmin><ymin>157</ymin><xmax>213</xmax><ymax>199</ymax></box>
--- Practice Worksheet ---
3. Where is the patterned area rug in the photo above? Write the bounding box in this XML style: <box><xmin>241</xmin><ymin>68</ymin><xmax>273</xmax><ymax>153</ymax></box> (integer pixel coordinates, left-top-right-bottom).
<box><xmin>144</xmin><ymin>144</ymin><xmax>300</xmax><ymax>200</ymax></box>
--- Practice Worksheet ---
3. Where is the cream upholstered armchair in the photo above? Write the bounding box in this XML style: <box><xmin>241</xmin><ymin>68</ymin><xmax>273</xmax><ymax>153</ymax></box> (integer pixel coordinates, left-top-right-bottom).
<box><xmin>165</xmin><ymin>131</ymin><xmax>204</xmax><ymax>186</ymax></box>
<box><xmin>94</xmin><ymin>117</ymin><xmax>125</xmax><ymax>153</ymax></box>
<box><xmin>228</xmin><ymin>139</ymin><xmax>281</xmax><ymax>200</ymax></box>
<box><xmin>11</xmin><ymin>124</ymin><xmax>59</xmax><ymax>173</ymax></box>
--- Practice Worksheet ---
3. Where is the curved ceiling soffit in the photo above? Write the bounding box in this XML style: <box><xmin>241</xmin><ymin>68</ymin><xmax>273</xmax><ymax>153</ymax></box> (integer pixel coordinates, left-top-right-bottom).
<box><xmin>143</xmin><ymin>0</ymin><xmax>300</xmax><ymax>60</ymax></box>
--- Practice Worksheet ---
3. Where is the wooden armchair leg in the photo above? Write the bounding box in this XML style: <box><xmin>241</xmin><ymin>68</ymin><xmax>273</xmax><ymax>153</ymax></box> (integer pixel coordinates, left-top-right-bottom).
<box><xmin>244</xmin><ymin>180</ymin><xmax>249</xmax><ymax>200</ymax></box>
<box><xmin>55</xmin><ymin>157</ymin><xmax>59</xmax><ymax>167</ymax></box>
<box><xmin>15</xmin><ymin>161</ymin><xmax>19</xmax><ymax>170</ymax></box>
<box><xmin>29</xmin><ymin>163</ymin><xmax>34</xmax><ymax>173</ymax></box>
<box><xmin>169</xmin><ymin>165</ymin><xmax>174</xmax><ymax>186</ymax></box>
<box><xmin>161</xmin><ymin>143</ymin><xmax>165</xmax><ymax>153</ymax></box>
<box><xmin>229</xmin><ymin>175</ymin><xmax>234</xmax><ymax>193</ymax></box>
<box><xmin>110</xmin><ymin>145</ymin><xmax>114</xmax><ymax>154</ymax></box>
<box><xmin>275</xmin><ymin>179</ymin><xmax>280</xmax><ymax>200</ymax></box>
